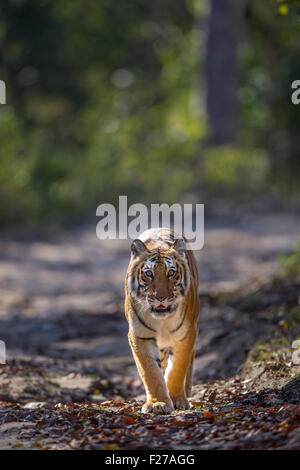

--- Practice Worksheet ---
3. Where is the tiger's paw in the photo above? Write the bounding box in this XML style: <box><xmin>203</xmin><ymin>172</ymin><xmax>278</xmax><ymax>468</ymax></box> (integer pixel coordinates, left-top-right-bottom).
<box><xmin>142</xmin><ymin>400</ymin><xmax>174</xmax><ymax>415</ymax></box>
<box><xmin>172</xmin><ymin>396</ymin><xmax>190</xmax><ymax>410</ymax></box>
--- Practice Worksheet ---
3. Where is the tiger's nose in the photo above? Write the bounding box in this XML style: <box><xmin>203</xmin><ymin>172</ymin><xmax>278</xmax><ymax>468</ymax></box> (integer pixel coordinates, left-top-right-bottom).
<box><xmin>156</xmin><ymin>295</ymin><xmax>167</xmax><ymax>302</ymax></box>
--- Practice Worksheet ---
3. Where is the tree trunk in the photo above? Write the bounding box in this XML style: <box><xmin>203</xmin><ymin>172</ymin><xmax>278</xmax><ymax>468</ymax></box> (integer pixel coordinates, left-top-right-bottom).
<box><xmin>206</xmin><ymin>0</ymin><xmax>247</xmax><ymax>145</ymax></box>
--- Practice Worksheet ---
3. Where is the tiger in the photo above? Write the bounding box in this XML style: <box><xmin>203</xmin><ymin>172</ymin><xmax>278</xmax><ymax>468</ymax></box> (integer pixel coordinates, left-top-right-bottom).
<box><xmin>124</xmin><ymin>227</ymin><xmax>200</xmax><ymax>414</ymax></box>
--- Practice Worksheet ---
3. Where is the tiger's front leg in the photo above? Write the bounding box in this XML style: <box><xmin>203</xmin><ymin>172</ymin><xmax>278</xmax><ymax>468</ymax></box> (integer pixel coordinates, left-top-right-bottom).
<box><xmin>165</xmin><ymin>327</ymin><xmax>197</xmax><ymax>410</ymax></box>
<box><xmin>128</xmin><ymin>333</ymin><xmax>174</xmax><ymax>414</ymax></box>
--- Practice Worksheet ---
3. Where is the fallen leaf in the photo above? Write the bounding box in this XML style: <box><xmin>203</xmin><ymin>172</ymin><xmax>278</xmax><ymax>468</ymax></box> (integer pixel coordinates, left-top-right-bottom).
<box><xmin>208</xmin><ymin>390</ymin><xmax>217</xmax><ymax>403</ymax></box>
<box><xmin>231</xmin><ymin>407</ymin><xmax>244</xmax><ymax>414</ymax></box>
<box><xmin>169</xmin><ymin>420</ymin><xmax>191</xmax><ymax>427</ymax></box>
<box><xmin>122</xmin><ymin>416</ymin><xmax>137</xmax><ymax>425</ymax></box>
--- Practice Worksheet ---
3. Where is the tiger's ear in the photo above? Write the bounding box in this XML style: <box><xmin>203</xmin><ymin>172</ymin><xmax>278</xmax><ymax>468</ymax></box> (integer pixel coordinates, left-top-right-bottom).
<box><xmin>131</xmin><ymin>239</ymin><xmax>148</xmax><ymax>257</ymax></box>
<box><xmin>172</xmin><ymin>238</ymin><xmax>186</xmax><ymax>256</ymax></box>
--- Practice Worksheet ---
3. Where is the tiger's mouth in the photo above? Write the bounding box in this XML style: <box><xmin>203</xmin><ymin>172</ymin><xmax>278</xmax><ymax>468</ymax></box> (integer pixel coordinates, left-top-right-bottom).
<box><xmin>152</xmin><ymin>305</ymin><xmax>171</xmax><ymax>314</ymax></box>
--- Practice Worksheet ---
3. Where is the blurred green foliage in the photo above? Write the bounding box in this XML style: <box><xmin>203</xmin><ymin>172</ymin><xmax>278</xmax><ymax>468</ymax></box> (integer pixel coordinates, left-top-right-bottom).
<box><xmin>202</xmin><ymin>147</ymin><xmax>270</xmax><ymax>196</ymax></box>
<box><xmin>280</xmin><ymin>240</ymin><xmax>300</xmax><ymax>276</ymax></box>
<box><xmin>0</xmin><ymin>0</ymin><xmax>300</xmax><ymax>227</ymax></box>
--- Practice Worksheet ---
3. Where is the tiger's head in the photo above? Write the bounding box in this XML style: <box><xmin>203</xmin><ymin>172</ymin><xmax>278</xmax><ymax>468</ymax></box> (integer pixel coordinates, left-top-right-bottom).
<box><xmin>127</xmin><ymin>238</ymin><xmax>191</xmax><ymax>318</ymax></box>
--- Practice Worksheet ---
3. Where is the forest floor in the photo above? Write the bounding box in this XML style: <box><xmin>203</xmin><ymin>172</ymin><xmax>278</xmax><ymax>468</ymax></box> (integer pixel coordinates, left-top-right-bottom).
<box><xmin>1</xmin><ymin>211</ymin><xmax>300</xmax><ymax>450</ymax></box>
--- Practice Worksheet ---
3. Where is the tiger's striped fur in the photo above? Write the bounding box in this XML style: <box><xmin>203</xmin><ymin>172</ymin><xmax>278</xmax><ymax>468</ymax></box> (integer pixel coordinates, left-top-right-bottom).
<box><xmin>125</xmin><ymin>228</ymin><xmax>200</xmax><ymax>414</ymax></box>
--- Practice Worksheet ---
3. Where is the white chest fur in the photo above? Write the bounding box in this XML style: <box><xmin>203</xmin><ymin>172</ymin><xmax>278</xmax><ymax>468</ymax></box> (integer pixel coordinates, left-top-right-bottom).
<box><xmin>129</xmin><ymin>300</ymin><xmax>187</xmax><ymax>349</ymax></box>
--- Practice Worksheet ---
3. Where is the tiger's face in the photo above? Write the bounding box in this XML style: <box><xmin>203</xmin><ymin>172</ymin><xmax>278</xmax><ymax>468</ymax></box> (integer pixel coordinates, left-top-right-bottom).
<box><xmin>128</xmin><ymin>238</ymin><xmax>191</xmax><ymax>318</ymax></box>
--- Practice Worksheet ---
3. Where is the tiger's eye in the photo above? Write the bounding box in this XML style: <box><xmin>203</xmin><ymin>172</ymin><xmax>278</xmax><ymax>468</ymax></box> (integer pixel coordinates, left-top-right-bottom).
<box><xmin>168</xmin><ymin>269</ymin><xmax>176</xmax><ymax>277</ymax></box>
<box><xmin>145</xmin><ymin>269</ymin><xmax>153</xmax><ymax>278</ymax></box>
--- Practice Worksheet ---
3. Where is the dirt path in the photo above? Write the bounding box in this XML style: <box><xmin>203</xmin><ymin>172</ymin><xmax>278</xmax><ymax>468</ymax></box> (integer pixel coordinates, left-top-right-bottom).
<box><xmin>0</xmin><ymin>211</ymin><xmax>300</xmax><ymax>449</ymax></box>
